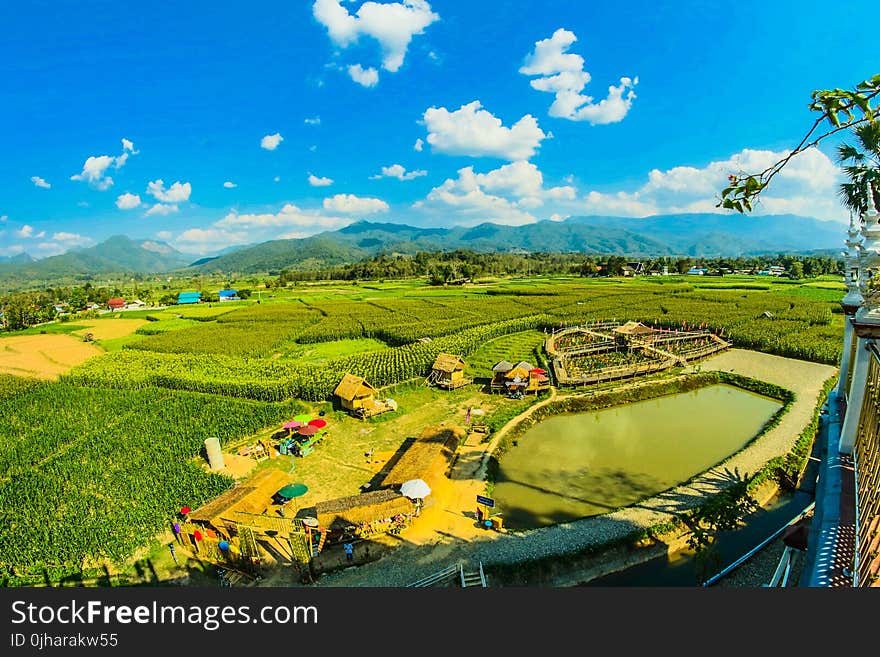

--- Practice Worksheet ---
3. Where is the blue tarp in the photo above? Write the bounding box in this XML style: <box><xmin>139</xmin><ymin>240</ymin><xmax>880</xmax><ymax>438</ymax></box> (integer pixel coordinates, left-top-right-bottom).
<box><xmin>177</xmin><ymin>292</ymin><xmax>201</xmax><ymax>304</ymax></box>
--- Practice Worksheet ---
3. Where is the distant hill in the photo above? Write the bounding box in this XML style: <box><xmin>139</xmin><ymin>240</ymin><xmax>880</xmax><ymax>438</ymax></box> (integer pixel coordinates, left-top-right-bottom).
<box><xmin>0</xmin><ymin>252</ymin><xmax>34</xmax><ymax>264</ymax></box>
<box><xmin>187</xmin><ymin>213</ymin><xmax>845</xmax><ymax>274</ymax></box>
<box><xmin>0</xmin><ymin>214</ymin><xmax>847</xmax><ymax>286</ymax></box>
<box><xmin>0</xmin><ymin>235</ymin><xmax>190</xmax><ymax>284</ymax></box>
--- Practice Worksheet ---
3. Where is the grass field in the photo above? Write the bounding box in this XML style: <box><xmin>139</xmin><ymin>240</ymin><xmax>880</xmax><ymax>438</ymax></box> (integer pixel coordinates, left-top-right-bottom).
<box><xmin>284</xmin><ymin>337</ymin><xmax>390</xmax><ymax>363</ymax></box>
<box><xmin>466</xmin><ymin>330</ymin><xmax>548</xmax><ymax>378</ymax></box>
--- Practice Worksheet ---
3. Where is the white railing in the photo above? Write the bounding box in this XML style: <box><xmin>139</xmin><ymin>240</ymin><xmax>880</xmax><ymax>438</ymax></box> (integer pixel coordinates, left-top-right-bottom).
<box><xmin>406</xmin><ymin>563</ymin><xmax>462</xmax><ymax>587</ymax></box>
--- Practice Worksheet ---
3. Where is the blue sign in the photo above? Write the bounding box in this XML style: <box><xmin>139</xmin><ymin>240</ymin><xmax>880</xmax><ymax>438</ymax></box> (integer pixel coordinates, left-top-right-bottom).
<box><xmin>476</xmin><ymin>495</ymin><xmax>495</xmax><ymax>508</ymax></box>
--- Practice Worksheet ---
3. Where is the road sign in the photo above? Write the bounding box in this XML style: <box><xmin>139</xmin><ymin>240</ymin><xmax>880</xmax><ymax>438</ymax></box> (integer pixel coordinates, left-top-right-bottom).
<box><xmin>476</xmin><ymin>495</ymin><xmax>495</xmax><ymax>508</ymax></box>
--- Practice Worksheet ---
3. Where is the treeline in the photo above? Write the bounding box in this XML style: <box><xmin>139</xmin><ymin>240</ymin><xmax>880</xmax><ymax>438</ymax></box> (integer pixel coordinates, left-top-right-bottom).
<box><xmin>275</xmin><ymin>250</ymin><xmax>843</xmax><ymax>284</ymax></box>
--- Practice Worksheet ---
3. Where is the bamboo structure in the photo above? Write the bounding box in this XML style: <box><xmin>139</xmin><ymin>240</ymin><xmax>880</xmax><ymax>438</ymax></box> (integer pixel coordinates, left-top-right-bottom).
<box><xmin>427</xmin><ymin>353</ymin><xmax>472</xmax><ymax>389</ymax></box>
<box><xmin>546</xmin><ymin>321</ymin><xmax>730</xmax><ymax>387</ymax></box>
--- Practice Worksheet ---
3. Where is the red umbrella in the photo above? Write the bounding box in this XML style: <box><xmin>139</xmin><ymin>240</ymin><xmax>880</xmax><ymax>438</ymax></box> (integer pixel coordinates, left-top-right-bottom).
<box><xmin>180</xmin><ymin>506</ymin><xmax>191</xmax><ymax>516</ymax></box>
<box><xmin>283</xmin><ymin>420</ymin><xmax>304</xmax><ymax>430</ymax></box>
<box><xmin>530</xmin><ymin>368</ymin><xmax>547</xmax><ymax>374</ymax></box>
<box><xmin>308</xmin><ymin>418</ymin><xmax>327</xmax><ymax>429</ymax></box>
<box><xmin>297</xmin><ymin>425</ymin><xmax>320</xmax><ymax>436</ymax></box>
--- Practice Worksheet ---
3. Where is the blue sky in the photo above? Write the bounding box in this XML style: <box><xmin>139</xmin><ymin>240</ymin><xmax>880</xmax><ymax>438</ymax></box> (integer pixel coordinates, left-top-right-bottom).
<box><xmin>0</xmin><ymin>0</ymin><xmax>874</xmax><ymax>257</ymax></box>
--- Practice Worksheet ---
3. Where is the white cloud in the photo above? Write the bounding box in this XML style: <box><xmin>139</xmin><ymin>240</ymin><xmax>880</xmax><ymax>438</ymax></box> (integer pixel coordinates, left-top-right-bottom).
<box><xmin>414</xmin><ymin>138</ymin><xmax>424</xmax><ymax>152</ymax></box>
<box><xmin>146</xmin><ymin>179</ymin><xmax>192</xmax><ymax>203</ymax></box>
<box><xmin>0</xmin><ymin>215</ymin><xmax>6</xmax><ymax>222</ymax></box>
<box><xmin>51</xmin><ymin>232</ymin><xmax>93</xmax><ymax>247</ymax></box>
<box><xmin>16</xmin><ymin>224</ymin><xmax>46</xmax><ymax>239</ymax></box>
<box><xmin>171</xmin><ymin>203</ymin><xmax>356</xmax><ymax>252</ymax></box>
<box><xmin>313</xmin><ymin>0</ymin><xmax>439</xmax><ymax>75</ymax></box>
<box><xmin>175</xmin><ymin>228</ymin><xmax>250</xmax><ymax>254</ymax></box>
<box><xmin>579</xmin><ymin>147</ymin><xmax>846</xmax><ymax>220</ymax></box>
<box><xmin>260</xmin><ymin>133</ymin><xmax>284</xmax><ymax>150</ymax></box>
<box><xmin>145</xmin><ymin>203</ymin><xmax>179</xmax><ymax>216</ymax></box>
<box><xmin>31</xmin><ymin>176</ymin><xmax>51</xmax><ymax>189</ymax></box>
<box><xmin>304</xmin><ymin>116</ymin><xmax>321</xmax><ymax>125</ymax></box>
<box><xmin>223</xmin><ymin>181</ymin><xmax>237</xmax><ymax>188</ymax></box>
<box><xmin>216</xmin><ymin>203</ymin><xmax>351</xmax><ymax>231</ymax></box>
<box><xmin>70</xmin><ymin>155</ymin><xmax>116</xmax><ymax>190</ymax></box>
<box><xmin>423</xmin><ymin>101</ymin><xmax>547</xmax><ymax>160</ymax></box>
<box><xmin>521</xmin><ymin>29</ymin><xmax>638</xmax><ymax>125</ymax></box>
<box><xmin>273</xmin><ymin>176</ymin><xmax>281</xmax><ymax>182</ymax></box>
<box><xmin>116</xmin><ymin>192</ymin><xmax>141</xmax><ymax>209</ymax></box>
<box><xmin>418</xmin><ymin>161</ymin><xmax>576</xmax><ymax>225</ymax></box>
<box><xmin>77</xmin><ymin>201</ymin><xmax>90</xmax><ymax>208</ymax></box>
<box><xmin>70</xmin><ymin>139</ymin><xmax>138</xmax><ymax>189</ymax></box>
<box><xmin>323</xmin><ymin>193</ymin><xmax>389</xmax><ymax>214</ymax></box>
<box><xmin>309</xmin><ymin>174</ymin><xmax>335</xmax><ymax>187</ymax></box>
<box><xmin>348</xmin><ymin>64</ymin><xmax>379</xmax><ymax>87</ymax></box>
<box><xmin>156</xmin><ymin>230</ymin><xmax>173</xmax><ymax>241</ymax></box>
<box><xmin>370</xmin><ymin>164</ymin><xmax>427</xmax><ymax>181</ymax></box>
<box><xmin>0</xmin><ymin>244</ymin><xmax>24</xmax><ymax>257</ymax></box>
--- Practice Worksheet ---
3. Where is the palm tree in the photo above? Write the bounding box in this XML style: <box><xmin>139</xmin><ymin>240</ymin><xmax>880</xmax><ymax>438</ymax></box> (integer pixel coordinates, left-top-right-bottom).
<box><xmin>837</xmin><ymin>121</ymin><xmax>880</xmax><ymax>215</ymax></box>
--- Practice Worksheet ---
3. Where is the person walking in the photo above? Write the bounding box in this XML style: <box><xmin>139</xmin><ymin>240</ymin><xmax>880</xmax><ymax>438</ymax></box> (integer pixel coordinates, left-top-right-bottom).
<box><xmin>343</xmin><ymin>542</ymin><xmax>354</xmax><ymax>562</ymax></box>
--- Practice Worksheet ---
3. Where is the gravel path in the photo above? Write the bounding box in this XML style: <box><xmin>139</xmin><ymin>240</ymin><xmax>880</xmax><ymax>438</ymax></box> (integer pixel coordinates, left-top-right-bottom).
<box><xmin>309</xmin><ymin>350</ymin><xmax>836</xmax><ymax>587</ymax></box>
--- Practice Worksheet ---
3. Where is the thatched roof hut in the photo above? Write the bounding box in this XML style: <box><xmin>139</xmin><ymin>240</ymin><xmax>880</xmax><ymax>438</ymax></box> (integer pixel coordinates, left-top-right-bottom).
<box><xmin>334</xmin><ymin>373</ymin><xmax>376</xmax><ymax>401</ymax></box>
<box><xmin>311</xmin><ymin>489</ymin><xmax>414</xmax><ymax>531</ymax></box>
<box><xmin>432</xmin><ymin>353</ymin><xmax>466</xmax><ymax>374</ymax></box>
<box><xmin>380</xmin><ymin>425</ymin><xmax>464</xmax><ymax>490</ymax></box>
<box><xmin>334</xmin><ymin>373</ymin><xmax>379</xmax><ymax>412</ymax></box>
<box><xmin>492</xmin><ymin>360</ymin><xmax>514</xmax><ymax>373</ymax></box>
<box><xmin>613</xmin><ymin>321</ymin><xmax>655</xmax><ymax>337</ymax></box>
<box><xmin>190</xmin><ymin>469</ymin><xmax>290</xmax><ymax>529</ymax></box>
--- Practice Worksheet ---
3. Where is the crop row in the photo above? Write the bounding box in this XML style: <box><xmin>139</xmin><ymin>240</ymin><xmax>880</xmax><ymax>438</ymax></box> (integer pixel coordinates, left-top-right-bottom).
<box><xmin>65</xmin><ymin>316</ymin><xmax>550</xmax><ymax>401</ymax></box>
<box><xmin>0</xmin><ymin>383</ymin><xmax>301</xmax><ymax>581</ymax></box>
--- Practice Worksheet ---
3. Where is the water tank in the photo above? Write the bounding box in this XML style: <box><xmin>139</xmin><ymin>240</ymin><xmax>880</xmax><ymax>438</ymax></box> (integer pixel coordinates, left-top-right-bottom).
<box><xmin>204</xmin><ymin>437</ymin><xmax>225</xmax><ymax>470</ymax></box>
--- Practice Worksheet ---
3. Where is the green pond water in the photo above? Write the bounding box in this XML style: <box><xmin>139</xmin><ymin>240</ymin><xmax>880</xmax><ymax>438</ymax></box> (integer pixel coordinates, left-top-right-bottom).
<box><xmin>493</xmin><ymin>384</ymin><xmax>783</xmax><ymax>529</ymax></box>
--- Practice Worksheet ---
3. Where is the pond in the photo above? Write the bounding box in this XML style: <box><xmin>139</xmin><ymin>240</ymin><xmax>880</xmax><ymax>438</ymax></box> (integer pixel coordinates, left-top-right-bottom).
<box><xmin>492</xmin><ymin>384</ymin><xmax>783</xmax><ymax>529</ymax></box>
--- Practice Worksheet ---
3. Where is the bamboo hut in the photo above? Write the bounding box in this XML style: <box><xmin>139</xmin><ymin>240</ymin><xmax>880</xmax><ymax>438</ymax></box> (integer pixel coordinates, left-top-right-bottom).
<box><xmin>427</xmin><ymin>353</ymin><xmax>472</xmax><ymax>389</ymax></box>
<box><xmin>334</xmin><ymin>373</ymin><xmax>396</xmax><ymax>418</ymax></box>
<box><xmin>613</xmin><ymin>321</ymin><xmax>655</xmax><ymax>345</ymax></box>
<box><xmin>380</xmin><ymin>425</ymin><xmax>464</xmax><ymax>492</ymax></box>
<box><xmin>490</xmin><ymin>360</ymin><xmax>514</xmax><ymax>393</ymax></box>
<box><xmin>309</xmin><ymin>489</ymin><xmax>415</xmax><ymax>540</ymax></box>
<box><xmin>189</xmin><ymin>469</ymin><xmax>291</xmax><ymax>536</ymax></box>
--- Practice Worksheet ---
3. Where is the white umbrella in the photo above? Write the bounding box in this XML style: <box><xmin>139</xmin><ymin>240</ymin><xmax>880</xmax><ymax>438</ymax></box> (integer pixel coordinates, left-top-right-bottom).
<box><xmin>400</xmin><ymin>479</ymin><xmax>431</xmax><ymax>499</ymax></box>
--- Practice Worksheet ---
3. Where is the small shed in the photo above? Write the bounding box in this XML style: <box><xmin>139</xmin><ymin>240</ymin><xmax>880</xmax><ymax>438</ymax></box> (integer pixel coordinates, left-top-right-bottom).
<box><xmin>107</xmin><ymin>297</ymin><xmax>125</xmax><ymax>310</ymax></box>
<box><xmin>218</xmin><ymin>289</ymin><xmax>239</xmax><ymax>302</ymax></box>
<box><xmin>334</xmin><ymin>373</ymin><xmax>378</xmax><ymax>413</ymax></box>
<box><xmin>428</xmin><ymin>353</ymin><xmax>471</xmax><ymax>389</ymax></box>
<box><xmin>178</xmin><ymin>291</ymin><xmax>201</xmax><ymax>305</ymax></box>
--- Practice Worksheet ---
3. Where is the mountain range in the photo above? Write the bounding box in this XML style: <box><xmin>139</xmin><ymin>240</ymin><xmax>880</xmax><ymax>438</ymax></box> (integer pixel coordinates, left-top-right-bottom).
<box><xmin>0</xmin><ymin>236</ymin><xmax>190</xmax><ymax>285</ymax></box>
<box><xmin>185</xmin><ymin>213</ymin><xmax>845</xmax><ymax>274</ymax></box>
<box><xmin>0</xmin><ymin>213</ymin><xmax>847</xmax><ymax>286</ymax></box>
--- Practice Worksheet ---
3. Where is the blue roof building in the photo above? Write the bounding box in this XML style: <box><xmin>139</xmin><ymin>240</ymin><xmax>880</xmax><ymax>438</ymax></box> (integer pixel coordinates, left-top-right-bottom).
<box><xmin>177</xmin><ymin>291</ymin><xmax>202</xmax><ymax>305</ymax></box>
<box><xmin>218</xmin><ymin>289</ymin><xmax>239</xmax><ymax>301</ymax></box>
